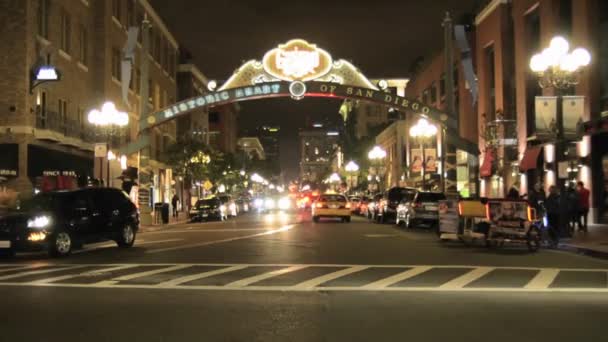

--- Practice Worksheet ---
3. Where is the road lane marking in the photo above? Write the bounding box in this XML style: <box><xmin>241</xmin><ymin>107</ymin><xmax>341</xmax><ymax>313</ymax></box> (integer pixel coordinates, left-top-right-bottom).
<box><xmin>71</xmin><ymin>239</ymin><xmax>183</xmax><ymax>254</ymax></box>
<box><xmin>0</xmin><ymin>265</ymin><xmax>88</xmax><ymax>281</ymax></box>
<box><xmin>0</xmin><ymin>266</ymin><xmax>35</xmax><ymax>274</ymax></box>
<box><xmin>148</xmin><ymin>228</ymin><xmax>271</xmax><ymax>234</ymax></box>
<box><xmin>524</xmin><ymin>268</ymin><xmax>560</xmax><ymax>289</ymax></box>
<box><xmin>292</xmin><ymin>266</ymin><xmax>368</xmax><ymax>289</ymax></box>
<box><xmin>224</xmin><ymin>265</ymin><xmax>308</xmax><ymax>288</ymax></box>
<box><xmin>27</xmin><ymin>265</ymin><xmax>141</xmax><ymax>284</ymax></box>
<box><xmin>155</xmin><ymin>265</ymin><xmax>248</xmax><ymax>287</ymax></box>
<box><xmin>361</xmin><ymin>266</ymin><xmax>433</xmax><ymax>289</ymax></box>
<box><xmin>146</xmin><ymin>225</ymin><xmax>294</xmax><ymax>254</ymax></box>
<box><xmin>97</xmin><ymin>265</ymin><xmax>193</xmax><ymax>284</ymax></box>
<box><xmin>439</xmin><ymin>267</ymin><xmax>494</xmax><ymax>289</ymax></box>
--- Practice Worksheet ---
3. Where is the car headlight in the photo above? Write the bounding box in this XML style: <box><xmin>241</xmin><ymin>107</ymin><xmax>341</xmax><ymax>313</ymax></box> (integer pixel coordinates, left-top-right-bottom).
<box><xmin>220</xmin><ymin>205</ymin><xmax>227</xmax><ymax>212</ymax></box>
<box><xmin>254</xmin><ymin>199</ymin><xmax>264</xmax><ymax>208</ymax></box>
<box><xmin>27</xmin><ymin>215</ymin><xmax>51</xmax><ymax>229</ymax></box>
<box><xmin>265</xmin><ymin>198</ymin><xmax>276</xmax><ymax>209</ymax></box>
<box><xmin>229</xmin><ymin>203</ymin><xmax>236</xmax><ymax>211</ymax></box>
<box><xmin>278</xmin><ymin>197</ymin><xmax>290</xmax><ymax>210</ymax></box>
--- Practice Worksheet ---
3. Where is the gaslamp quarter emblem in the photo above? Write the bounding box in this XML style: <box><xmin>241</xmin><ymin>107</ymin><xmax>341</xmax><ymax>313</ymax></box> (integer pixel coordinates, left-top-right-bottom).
<box><xmin>263</xmin><ymin>39</ymin><xmax>333</xmax><ymax>82</ymax></box>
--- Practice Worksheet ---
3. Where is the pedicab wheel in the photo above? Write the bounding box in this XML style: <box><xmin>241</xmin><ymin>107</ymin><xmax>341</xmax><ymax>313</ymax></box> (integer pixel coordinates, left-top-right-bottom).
<box><xmin>527</xmin><ymin>227</ymin><xmax>541</xmax><ymax>252</ymax></box>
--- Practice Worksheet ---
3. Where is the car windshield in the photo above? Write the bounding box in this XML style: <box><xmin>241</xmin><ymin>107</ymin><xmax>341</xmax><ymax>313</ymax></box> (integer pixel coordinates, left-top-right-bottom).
<box><xmin>19</xmin><ymin>193</ymin><xmax>64</xmax><ymax>212</ymax></box>
<box><xmin>416</xmin><ymin>192</ymin><xmax>446</xmax><ymax>202</ymax></box>
<box><xmin>319</xmin><ymin>195</ymin><xmax>346</xmax><ymax>202</ymax></box>
<box><xmin>388</xmin><ymin>188</ymin><xmax>416</xmax><ymax>202</ymax></box>
<box><xmin>197</xmin><ymin>199</ymin><xmax>220</xmax><ymax>207</ymax></box>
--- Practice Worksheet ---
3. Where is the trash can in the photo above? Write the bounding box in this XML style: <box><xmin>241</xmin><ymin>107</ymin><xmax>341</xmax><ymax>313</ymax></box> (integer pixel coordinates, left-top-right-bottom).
<box><xmin>161</xmin><ymin>203</ymin><xmax>170</xmax><ymax>224</ymax></box>
<box><xmin>154</xmin><ymin>203</ymin><xmax>164</xmax><ymax>225</ymax></box>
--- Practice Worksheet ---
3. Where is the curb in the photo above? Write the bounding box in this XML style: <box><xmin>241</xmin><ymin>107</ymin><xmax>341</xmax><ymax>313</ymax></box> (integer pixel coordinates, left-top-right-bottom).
<box><xmin>558</xmin><ymin>243</ymin><xmax>608</xmax><ymax>260</ymax></box>
<box><xmin>140</xmin><ymin>219</ymin><xmax>189</xmax><ymax>233</ymax></box>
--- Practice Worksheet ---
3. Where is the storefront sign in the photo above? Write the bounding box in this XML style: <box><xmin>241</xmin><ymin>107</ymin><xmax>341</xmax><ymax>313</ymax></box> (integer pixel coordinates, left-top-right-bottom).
<box><xmin>43</xmin><ymin>170</ymin><xmax>77</xmax><ymax>177</ymax></box>
<box><xmin>0</xmin><ymin>169</ymin><xmax>17</xmax><ymax>177</ymax></box>
<box><xmin>262</xmin><ymin>39</ymin><xmax>333</xmax><ymax>82</ymax></box>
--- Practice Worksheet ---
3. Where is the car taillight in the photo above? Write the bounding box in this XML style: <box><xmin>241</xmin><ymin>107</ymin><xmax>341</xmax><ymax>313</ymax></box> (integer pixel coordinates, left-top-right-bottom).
<box><xmin>458</xmin><ymin>202</ymin><xmax>463</xmax><ymax>216</ymax></box>
<box><xmin>316</xmin><ymin>202</ymin><xmax>323</xmax><ymax>208</ymax></box>
<box><xmin>346</xmin><ymin>203</ymin><xmax>351</xmax><ymax>209</ymax></box>
<box><xmin>414</xmin><ymin>202</ymin><xmax>422</xmax><ymax>209</ymax></box>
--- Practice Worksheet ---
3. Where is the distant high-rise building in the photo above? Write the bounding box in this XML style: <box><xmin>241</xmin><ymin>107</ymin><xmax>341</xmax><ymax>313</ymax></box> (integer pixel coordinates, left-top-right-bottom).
<box><xmin>299</xmin><ymin>126</ymin><xmax>341</xmax><ymax>183</ymax></box>
<box><xmin>240</xmin><ymin>125</ymin><xmax>280</xmax><ymax>165</ymax></box>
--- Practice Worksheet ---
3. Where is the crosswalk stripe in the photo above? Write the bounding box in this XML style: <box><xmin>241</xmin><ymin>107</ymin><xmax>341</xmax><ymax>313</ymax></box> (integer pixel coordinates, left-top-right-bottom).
<box><xmin>0</xmin><ymin>265</ymin><xmax>87</xmax><ymax>281</ymax></box>
<box><xmin>291</xmin><ymin>266</ymin><xmax>368</xmax><ymax>289</ymax></box>
<box><xmin>0</xmin><ymin>266</ymin><xmax>35</xmax><ymax>274</ymax></box>
<box><xmin>97</xmin><ymin>265</ymin><xmax>192</xmax><ymax>284</ymax></box>
<box><xmin>524</xmin><ymin>268</ymin><xmax>560</xmax><ymax>289</ymax></box>
<box><xmin>225</xmin><ymin>265</ymin><xmax>308</xmax><ymax>288</ymax></box>
<box><xmin>361</xmin><ymin>266</ymin><xmax>432</xmax><ymax>289</ymax></box>
<box><xmin>27</xmin><ymin>265</ymin><xmax>140</xmax><ymax>284</ymax></box>
<box><xmin>439</xmin><ymin>267</ymin><xmax>494</xmax><ymax>289</ymax></box>
<box><xmin>155</xmin><ymin>265</ymin><xmax>248</xmax><ymax>287</ymax></box>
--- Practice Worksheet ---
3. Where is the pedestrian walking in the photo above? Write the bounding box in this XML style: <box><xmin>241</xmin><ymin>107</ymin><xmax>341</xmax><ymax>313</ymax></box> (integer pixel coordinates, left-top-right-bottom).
<box><xmin>527</xmin><ymin>183</ymin><xmax>545</xmax><ymax>212</ymax></box>
<box><xmin>171</xmin><ymin>194</ymin><xmax>179</xmax><ymax>219</ymax></box>
<box><xmin>576</xmin><ymin>181</ymin><xmax>590</xmax><ymax>232</ymax></box>
<box><xmin>565</xmin><ymin>183</ymin><xmax>579</xmax><ymax>236</ymax></box>
<box><xmin>545</xmin><ymin>185</ymin><xmax>561</xmax><ymax>248</ymax></box>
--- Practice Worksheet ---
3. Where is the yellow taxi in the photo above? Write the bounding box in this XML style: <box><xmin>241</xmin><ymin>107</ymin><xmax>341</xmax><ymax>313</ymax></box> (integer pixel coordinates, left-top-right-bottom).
<box><xmin>312</xmin><ymin>194</ymin><xmax>351</xmax><ymax>223</ymax></box>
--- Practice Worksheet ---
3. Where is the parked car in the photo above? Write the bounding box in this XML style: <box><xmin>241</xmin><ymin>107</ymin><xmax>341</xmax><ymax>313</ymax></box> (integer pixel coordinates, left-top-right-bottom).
<box><xmin>0</xmin><ymin>188</ymin><xmax>139</xmax><ymax>258</ymax></box>
<box><xmin>348</xmin><ymin>196</ymin><xmax>361</xmax><ymax>214</ymax></box>
<box><xmin>357</xmin><ymin>196</ymin><xmax>370</xmax><ymax>216</ymax></box>
<box><xmin>218</xmin><ymin>195</ymin><xmax>238</xmax><ymax>217</ymax></box>
<box><xmin>235</xmin><ymin>197</ymin><xmax>250</xmax><ymax>213</ymax></box>
<box><xmin>189</xmin><ymin>197</ymin><xmax>227</xmax><ymax>222</ymax></box>
<box><xmin>375</xmin><ymin>187</ymin><xmax>417</xmax><ymax>223</ymax></box>
<box><xmin>396</xmin><ymin>191</ymin><xmax>447</xmax><ymax>229</ymax></box>
<box><xmin>312</xmin><ymin>194</ymin><xmax>352</xmax><ymax>223</ymax></box>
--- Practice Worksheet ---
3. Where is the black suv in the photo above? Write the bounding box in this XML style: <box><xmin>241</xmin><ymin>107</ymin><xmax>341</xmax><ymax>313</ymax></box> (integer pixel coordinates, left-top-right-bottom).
<box><xmin>375</xmin><ymin>187</ymin><xmax>417</xmax><ymax>223</ymax></box>
<box><xmin>189</xmin><ymin>197</ymin><xmax>227</xmax><ymax>222</ymax></box>
<box><xmin>0</xmin><ymin>188</ymin><xmax>139</xmax><ymax>257</ymax></box>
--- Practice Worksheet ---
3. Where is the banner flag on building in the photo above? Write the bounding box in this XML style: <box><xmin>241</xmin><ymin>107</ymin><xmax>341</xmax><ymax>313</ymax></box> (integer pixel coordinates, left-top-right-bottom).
<box><xmin>122</xmin><ymin>27</ymin><xmax>139</xmax><ymax>108</ymax></box>
<box><xmin>535</xmin><ymin>96</ymin><xmax>558</xmax><ymax>140</ymax></box>
<box><xmin>454</xmin><ymin>25</ymin><xmax>478</xmax><ymax>104</ymax></box>
<box><xmin>562</xmin><ymin>96</ymin><xmax>585</xmax><ymax>140</ymax></box>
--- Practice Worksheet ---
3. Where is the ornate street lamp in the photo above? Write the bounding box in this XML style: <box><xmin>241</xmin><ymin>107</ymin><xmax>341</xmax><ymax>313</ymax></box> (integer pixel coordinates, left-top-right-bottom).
<box><xmin>410</xmin><ymin>118</ymin><xmax>438</xmax><ymax>190</ymax></box>
<box><xmin>88</xmin><ymin>102</ymin><xmax>129</xmax><ymax>186</ymax></box>
<box><xmin>344</xmin><ymin>161</ymin><xmax>359</xmax><ymax>193</ymax></box>
<box><xmin>368</xmin><ymin>146</ymin><xmax>386</xmax><ymax>192</ymax></box>
<box><xmin>529</xmin><ymin>36</ymin><xmax>591</xmax><ymax>192</ymax></box>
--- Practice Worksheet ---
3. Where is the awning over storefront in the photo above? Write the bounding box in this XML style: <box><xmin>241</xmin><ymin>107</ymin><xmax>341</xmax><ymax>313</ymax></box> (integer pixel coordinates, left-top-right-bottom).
<box><xmin>27</xmin><ymin>145</ymin><xmax>93</xmax><ymax>179</ymax></box>
<box><xmin>448</xmin><ymin>134</ymin><xmax>480</xmax><ymax>156</ymax></box>
<box><xmin>479</xmin><ymin>149</ymin><xmax>494</xmax><ymax>177</ymax></box>
<box><xmin>520</xmin><ymin>146</ymin><xmax>543</xmax><ymax>172</ymax></box>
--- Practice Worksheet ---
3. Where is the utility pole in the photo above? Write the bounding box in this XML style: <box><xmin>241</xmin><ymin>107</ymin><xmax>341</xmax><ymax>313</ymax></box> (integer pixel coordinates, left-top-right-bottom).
<box><xmin>138</xmin><ymin>15</ymin><xmax>152</xmax><ymax>225</ymax></box>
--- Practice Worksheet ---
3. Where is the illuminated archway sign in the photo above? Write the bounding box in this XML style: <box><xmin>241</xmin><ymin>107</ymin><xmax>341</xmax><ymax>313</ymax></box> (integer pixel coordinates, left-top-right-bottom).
<box><xmin>141</xmin><ymin>39</ymin><xmax>454</xmax><ymax>131</ymax></box>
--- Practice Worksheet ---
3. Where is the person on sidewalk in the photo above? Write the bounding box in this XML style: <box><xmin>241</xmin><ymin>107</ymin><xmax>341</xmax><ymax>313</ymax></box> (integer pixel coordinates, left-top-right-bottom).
<box><xmin>171</xmin><ymin>194</ymin><xmax>179</xmax><ymax>219</ymax></box>
<box><xmin>545</xmin><ymin>185</ymin><xmax>561</xmax><ymax>248</ymax></box>
<box><xmin>566</xmin><ymin>183</ymin><xmax>580</xmax><ymax>234</ymax></box>
<box><xmin>507</xmin><ymin>186</ymin><xmax>520</xmax><ymax>199</ymax></box>
<box><xmin>576</xmin><ymin>181</ymin><xmax>590</xmax><ymax>232</ymax></box>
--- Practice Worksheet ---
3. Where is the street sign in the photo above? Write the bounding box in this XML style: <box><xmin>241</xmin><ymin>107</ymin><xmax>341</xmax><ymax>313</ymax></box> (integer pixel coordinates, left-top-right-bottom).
<box><xmin>94</xmin><ymin>143</ymin><xmax>108</xmax><ymax>158</ymax></box>
<box><xmin>203</xmin><ymin>180</ymin><xmax>213</xmax><ymax>191</ymax></box>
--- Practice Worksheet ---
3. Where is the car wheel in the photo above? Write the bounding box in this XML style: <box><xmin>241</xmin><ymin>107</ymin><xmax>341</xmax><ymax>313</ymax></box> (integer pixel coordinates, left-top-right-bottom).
<box><xmin>405</xmin><ymin>214</ymin><xmax>412</xmax><ymax>229</ymax></box>
<box><xmin>117</xmin><ymin>223</ymin><xmax>136</xmax><ymax>248</ymax></box>
<box><xmin>527</xmin><ymin>227</ymin><xmax>541</xmax><ymax>252</ymax></box>
<box><xmin>313</xmin><ymin>216</ymin><xmax>320</xmax><ymax>223</ymax></box>
<box><xmin>49</xmin><ymin>230</ymin><xmax>73</xmax><ymax>257</ymax></box>
<box><xmin>0</xmin><ymin>248</ymin><xmax>16</xmax><ymax>259</ymax></box>
<box><xmin>345</xmin><ymin>216</ymin><xmax>351</xmax><ymax>223</ymax></box>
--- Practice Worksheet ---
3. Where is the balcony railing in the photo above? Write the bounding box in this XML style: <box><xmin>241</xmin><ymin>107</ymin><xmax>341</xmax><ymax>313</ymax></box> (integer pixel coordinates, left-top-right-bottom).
<box><xmin>36</xmin><ymin>110</ymin><xmax>97</xmax><ymax>143</ymax></box>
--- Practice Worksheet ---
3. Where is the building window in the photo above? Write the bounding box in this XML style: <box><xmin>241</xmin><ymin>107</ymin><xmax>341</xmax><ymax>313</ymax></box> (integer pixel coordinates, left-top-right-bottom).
<box><xmin>58</xmin><ymin>99</ymin><xmax>68</xmax><ymax>131</ymax></box>
<box><xmin>60</xmin><ymin>8</ymin><xmax>71</xmax><ymax>54</ymax></box>
<box><xmin>422</xmin><ymin>89</ymin><xmax>430</xmax><ymax>104</ymax></box>
<box><xmin>525</xmin><ymin>7</ymin><xmax>541</xmax><ymax>137</ymax></box>
<box><xmin>38</xmin><ymin>0</ymin><xmax>50</xmax><ymax>39</ymax></box>
<box><xmin>112</xmin><ymin>48</ymin><xmax>121</xmax><ymax>81</ymax></box>
<box><xmin>148</xmin><ymin>78</ymin><xmax>153</xmax><ymax>104</ymax></box>
<box><xmin>112</xmin><ymin>0</ymin><xmax>121</xmax><ymax>23</ymax></box>
<box><xmin>430</xmin><ymin>82</ymin><xmax>437</xmax><ymax>104</ymax></box>
<box><xmin>558</xmin><ymin>0</ymin><xmax>573</xmax><ymax>38</ymax></box>
<box><xmin>600</xmin><ymin>0</ymin><xmax>608</xmax><ymax>112</ymax></box>
<box><xmin>78</xmin><ymin>25</ymin><xmax>87</xmax><ymax>65</ymax></box>
<box><xmin>209</xmin><ymin>112</ymin><xmax>220</xmax><ymax>123</ymax></box>
<box><xmin>440</xmin><ymin>73</ymin><xmax>446</xmax><ymax>98</ymax></box>
<box><xmin>36</xmin><ymin>91</ymin><xmax>48</xmax><ymax>128</ymax></box>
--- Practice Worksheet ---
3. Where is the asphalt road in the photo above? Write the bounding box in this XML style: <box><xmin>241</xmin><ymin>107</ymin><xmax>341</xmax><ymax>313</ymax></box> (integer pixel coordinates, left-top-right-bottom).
<box><xmin>1</xmin><ymin>211</ymin><xmax>607</xmax><ymax>342</ymax></box>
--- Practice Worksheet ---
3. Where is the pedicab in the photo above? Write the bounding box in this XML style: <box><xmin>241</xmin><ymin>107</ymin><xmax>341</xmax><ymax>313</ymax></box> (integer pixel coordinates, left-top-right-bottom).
<box><xmin>437</xmin><ymin>198</ymin><xmax>490</xmax><ymax>245</ymax></box>
<box><xmin>484</xmin><ymin>199</ymin><xmax>541</xmax><ymax>252</ymax></box>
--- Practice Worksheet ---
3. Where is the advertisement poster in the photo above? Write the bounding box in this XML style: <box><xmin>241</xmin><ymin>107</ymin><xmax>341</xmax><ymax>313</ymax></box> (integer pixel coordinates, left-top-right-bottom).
<box><xmin>410</xmin><ymin>148</ymin><xmax>423</xmax><ymax>173</ymax></box>
<box><xmin>425</xmin><ymin>148</ymin><xmax>437</xmax><ymax>173</ymax></box>
<box><xmin>487</xmin><ymin>201</ymin><xmax>528</xmax><ymax>229</ymax></box>
<box><xmin>438</xmin><ymin>200</ymin><xmax>459</xmax><ymax>234</ymax></box>
<box><xmin>562</xmin><ymin>96</ymin><xmax>585</xmax><ymax>139</ymax></box>
<box><xmin>535</xmin><ymin>96</ymin><xmax>557</xmax><ymax>139</ymax></box>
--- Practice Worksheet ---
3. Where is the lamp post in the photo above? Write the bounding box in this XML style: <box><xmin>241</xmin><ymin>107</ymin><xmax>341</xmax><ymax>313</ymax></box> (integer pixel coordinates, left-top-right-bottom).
<box><xmin>409</xmin><ymin>118</ymin><xmax>438</xmax><ymax>191</ymax></box>
<box><xmin>344</xmin><ymin>161</ymin><xmax>359</xmax><ymax>193</ymax></box>
<box><xmin>368</xmin><ymin>146</ymin><xmax>387</xmax><ymax>192</ymax></box>
<box><xmin>88</xmin><ymin>101</ymin><xmax>129</xmax><ymax>186</ymax></box>
<box><xmin>529</xmin><ymin>36</ymin><xmax>590</xmax><ymax>191</ymax></box>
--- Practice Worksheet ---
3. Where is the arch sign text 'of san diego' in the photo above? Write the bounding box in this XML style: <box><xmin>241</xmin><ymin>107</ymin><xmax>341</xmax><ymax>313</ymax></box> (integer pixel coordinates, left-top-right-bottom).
<box><xmin>141</xmin><ymin>39</ymin><xmax>455</xmax><ymax>131</ymax></box>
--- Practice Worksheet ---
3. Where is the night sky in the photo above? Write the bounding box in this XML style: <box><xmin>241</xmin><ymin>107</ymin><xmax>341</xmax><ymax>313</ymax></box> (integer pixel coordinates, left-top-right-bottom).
<box><xmin>151</xmin><ymin>0</ymin><xmax>480</xmax><ymax>179</ymax></box>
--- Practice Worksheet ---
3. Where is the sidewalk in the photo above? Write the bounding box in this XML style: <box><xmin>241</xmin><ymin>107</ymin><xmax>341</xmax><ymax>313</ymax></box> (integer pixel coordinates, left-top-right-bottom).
<box><xmin>559</xmin><ymin>224</ymin><xmax>608</xmax><ymax>259</ymax></box>
<box><xmin>140</xmin><ymin>212</ymin><xmax>189</xmax><ymax>233</ymax></box>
